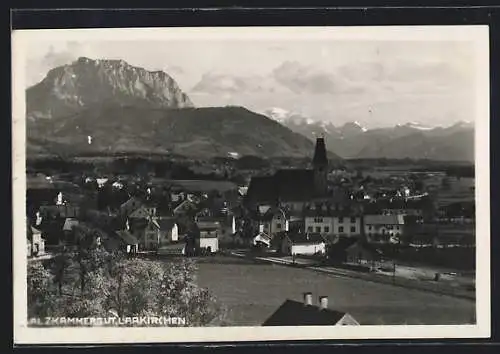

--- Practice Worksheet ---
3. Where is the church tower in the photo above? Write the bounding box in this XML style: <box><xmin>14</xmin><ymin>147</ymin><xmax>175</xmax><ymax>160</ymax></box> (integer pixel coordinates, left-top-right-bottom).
<box><xmin>312</xmin><ymin>136</ymin><xmax>328</xmax><ymax>196</ymax></box>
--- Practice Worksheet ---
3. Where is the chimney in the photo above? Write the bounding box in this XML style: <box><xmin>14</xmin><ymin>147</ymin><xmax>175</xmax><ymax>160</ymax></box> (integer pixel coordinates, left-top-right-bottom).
<box><xmin>319</xmin><ymin>296</ymin><xmax>328</xmax><ymax>309</ymax></box>
<box><xmin>303</xmin><ymin>292</ymin><xmax>313</xmax><ymax>306</ymax></box>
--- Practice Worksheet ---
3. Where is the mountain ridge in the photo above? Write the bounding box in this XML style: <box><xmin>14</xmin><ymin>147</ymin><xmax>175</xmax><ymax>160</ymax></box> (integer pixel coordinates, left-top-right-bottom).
<box><xmin>260</xmin><ymin>107</ymin><xmax>475</xmax><ymax>162</ymax></box>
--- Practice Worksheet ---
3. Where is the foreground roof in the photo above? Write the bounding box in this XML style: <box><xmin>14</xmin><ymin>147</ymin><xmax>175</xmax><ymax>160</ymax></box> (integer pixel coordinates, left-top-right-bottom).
<box><xmin>262</xmin><ymin>299</ymin><xmax>356</xmax><ymax>326</ymax></box>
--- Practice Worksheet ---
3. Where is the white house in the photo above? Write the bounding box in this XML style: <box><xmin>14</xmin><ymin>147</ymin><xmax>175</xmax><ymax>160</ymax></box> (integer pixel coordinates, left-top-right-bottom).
<box><xmin>305</xmin><ymin>214</ymin><xmax>362</xmax><ymax>237</ymax></box>
<box><xmin>27</xmin><ymin>225</ymin><xmax>45</xmax><ymax>257</ymax></box>
<box><xmin>332</xmin><ymin>215</ymin><xmax>362</xmax><ymax>237</ymax></box>
<box><xmin>195</xmin><ymin>220</ymin><xmax>221</xmax><ymax>254</ymax></box>
<box><xmin>281</xmin><ymin>233</ymin><xmax>326</xmax><ymax>256</ymax></box>
<box><xmin>252</xmin><ymin>206</ymin><xmax>290</xmax><ymax>236</ymax></box>
<box><xmin>305</xmin><ymin>215</ymin><xmax>334</xmax><ymax>234</ymax></box>
<box><xmin>364</xmin><ymin>214</ymin><xmax>405</xmax><ymax>244</ymax></box>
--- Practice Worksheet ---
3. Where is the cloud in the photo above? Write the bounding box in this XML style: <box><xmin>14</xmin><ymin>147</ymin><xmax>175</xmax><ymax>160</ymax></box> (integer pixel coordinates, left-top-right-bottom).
<box><xmin>191</xmin><ymin>72</ymin><xmax>280</xmax><ymax>94</ymax></box>
<box><xmin>165</xmin><ymin>65</ymin><xmax>185</xmax><ymax>75</ymax></box>
<box><xmin>336</xmin><ymin>59</ymin><xmax>470</xmax><ymax>92</ymax></box>
<box><xmin>26</xmin><ymin>41</ymin><xmax>95</xmax><ymax>87</ymax></box>
<box><xmin>271</xmin><ymin>61</ymin><xmax>364</xmax><ymax>95</ymax></box>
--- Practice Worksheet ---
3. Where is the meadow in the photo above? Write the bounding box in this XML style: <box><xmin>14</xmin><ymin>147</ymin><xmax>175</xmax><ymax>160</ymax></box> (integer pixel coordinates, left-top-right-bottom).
<box><xmin>194</xmin><ymin>256</ymin><xmax>475</xmax><ymax>326</ymax></box>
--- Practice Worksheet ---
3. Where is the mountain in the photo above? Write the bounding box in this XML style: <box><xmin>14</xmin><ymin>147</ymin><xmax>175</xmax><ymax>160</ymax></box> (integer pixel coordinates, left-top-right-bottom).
<box><xmin>261</xmin><ymin>107</ymin><xmax>475</xmax><ymax>162</ymax></box>
<box><xmin>27</xmin><ymin>57</ymin><xmax>193</xmax><ymax>121</ymax></box>
<box><xmin>27</xmin><ymin>105</ymin><xmax>341</xmax><ymax>160</ymax></box>
<box><xmin>26</xmin><ymin>60</ymin><xmax>343</xmax><ymax>160</ymax></box>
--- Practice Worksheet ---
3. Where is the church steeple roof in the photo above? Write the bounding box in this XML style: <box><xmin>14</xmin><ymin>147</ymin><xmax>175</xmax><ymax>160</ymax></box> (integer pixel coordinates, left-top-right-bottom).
<box><xmin>313</xmin><ymin>137</ymin><xmax>328</xmax><ymax>167</ymax></box>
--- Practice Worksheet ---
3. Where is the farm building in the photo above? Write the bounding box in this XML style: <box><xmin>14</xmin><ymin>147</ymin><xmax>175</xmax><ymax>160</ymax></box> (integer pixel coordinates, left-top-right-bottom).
<box><xmin>281</xmin><ymin>232</ymin><xmax>326</xmax><ymax>256</ymax></box>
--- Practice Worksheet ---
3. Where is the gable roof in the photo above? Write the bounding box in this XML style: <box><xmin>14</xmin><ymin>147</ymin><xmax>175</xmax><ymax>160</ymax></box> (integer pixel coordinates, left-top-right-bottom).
<box><xmin>173</xmin><ymin>199</ymin><xmax>198</xmax><ymax>213</ymax></box>
<box><xmin>196</xmin><ymin>220</ymin><xmax>221</xmax><ymax>231</ymax></box>
<box><xmin>119</xmin><ymin>197</ymin><xmax>144</xmax><ymax>216</ymax></box>
<box><xmin>364</xmin><ymin>214</ymin><xmax>405</xmax><ymax>225</ymax></box>
<box><xmin>328</xmin><ymin>237</ymin><xmax>359</xmax><ymax>252</ymax></box>
<box><xmin>63</xmin><ymin>218</ymin><xmax>79</xmax><ymax>231</ymax></box>
<box><xmin>129</xmin><ymin>205</ymin><xmax>156</xmax><ymax>219</ymax></box>
<box><xmin>287</xmin><ymin>232</ymin><xmax>325</xmax><ymax>245</ymax></box>
<box><xmin>154</xmin><ymin>217</ymin><xmax>177</xmax><ymax>231</ymax></box>
<box><xmin>253</xmin><ymin>231</ymin><xmax>272</xmax><ymax>245</ymax></box>
<box><xmin>262</xmin><ymin>299</ymin><xmax>349</xmax><ymax>326</ymax></box>
<box><xmin>275</xmin><ymin>169</ymin><xmax>316</xmax><ymax>202</ymax></box>
<box><xmin>246</xmin><ymin>176</ymin><xmax>278</xmax><ymax>204</ymax></box>
<box><xmin>115</xmin><ymin>230</ymin><xmax>139</xmax><ymax>245</ymax></box>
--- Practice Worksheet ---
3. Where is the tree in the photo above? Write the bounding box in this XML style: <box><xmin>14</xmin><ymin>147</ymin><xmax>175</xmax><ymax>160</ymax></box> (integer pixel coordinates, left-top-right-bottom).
<box><xmin>51</xmin><ymin>244</ymin><xmax>72</xmax><ymax>295</ymax></box>
<box><xmin>28</xmin><ymin>225</ymin><xmax>227</xmax><ymax>326</ymax></box>
<box><xmin>27</xmin><ymin>261</ymin><xmax>58</xmax><ymax>318</ymax></box>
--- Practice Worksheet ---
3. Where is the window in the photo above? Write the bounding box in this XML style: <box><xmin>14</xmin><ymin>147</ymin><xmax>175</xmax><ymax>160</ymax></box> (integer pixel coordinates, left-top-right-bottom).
<box><xmin>338</xmin><ymin>217</ymin><xmax>344</xmax><ymax>223</ymax></box>
<box><xmin>314</xmin><ymin>217</ymin><xmax>323</xmax><ymax>223</ymax></box>
<box><xmin>338</xmin><ymin>226</ymin><xmax>344</xmax><ymax>233</ymax></box>
<box><xmin>368</xmin><ymin>226</ymin><xmax>372</xmax><ymax>230</ymax></box>
<box><xmin>315</xmin><ymin>227</ymin><xmax>321</xmax><ymax>233</ymax></box>
<box><xmin>350</xmin><ymin>226</ymin><xmax>356</xmax><ymax>233</ymax></box>
<box><xmin>277</xmin><ymin>223</ymin><xmax>282</xmax><ymax>229</ymax></box>
<box><xmin>324</xmin><ymin>226</ymin><xmax>330</xmax><ymax>233</ymax></box>
<box><xmin>396</xmin><ymin>225</ymin><xmax>400</xmax><ymax>230</ymax></box>
<box><xmin>351</xmin><ymin>217</ymin><xmax>356</xmax><ymax>223</ymax></box>
<box><xmin>307</xmin><ymin>226</ymin><xmax>313</xmax><ymax>232</ymax></box>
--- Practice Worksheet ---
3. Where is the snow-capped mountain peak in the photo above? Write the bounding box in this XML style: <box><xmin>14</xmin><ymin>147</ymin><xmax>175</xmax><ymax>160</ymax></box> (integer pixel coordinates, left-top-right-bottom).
<box><xmin>396</xmin><ymin>122</ymin><xmax>435</xmax><ymax>131</ymax></box>
<box><xmin>262</xmin><ymin>107</ymin><xmax>292</xmax><ymax>123</ymax></box>
<box><xmin>353</xmin><ymin>121</ymin><xmax>368</xmax><ymax>132</ymax></box>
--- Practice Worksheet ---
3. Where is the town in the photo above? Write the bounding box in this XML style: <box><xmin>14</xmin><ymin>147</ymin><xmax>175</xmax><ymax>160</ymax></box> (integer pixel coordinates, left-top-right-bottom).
<box><xmin>26</xmin><ymin>137</ymin><xmax>476</xmax><ymax>326</ymax></box>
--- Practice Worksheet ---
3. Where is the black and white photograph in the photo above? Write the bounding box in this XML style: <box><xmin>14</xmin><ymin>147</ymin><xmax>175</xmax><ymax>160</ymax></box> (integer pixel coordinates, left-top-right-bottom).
<box><xmin>12</xmin><ymin>26</ymin><xmax>490</xmax><ymax>343</ymax></box>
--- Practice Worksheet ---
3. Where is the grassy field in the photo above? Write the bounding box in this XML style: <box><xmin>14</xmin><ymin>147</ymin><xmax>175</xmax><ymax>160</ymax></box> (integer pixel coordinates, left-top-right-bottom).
<box><xmin>193</xmin><ymin>256</ymin><xmax>475</xmax><ymax>326</ymax></box>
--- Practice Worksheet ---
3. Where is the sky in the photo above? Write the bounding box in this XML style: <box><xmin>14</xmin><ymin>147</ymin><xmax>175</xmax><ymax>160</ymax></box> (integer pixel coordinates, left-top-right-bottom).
<box><xmin>24</xmin><ymin>36</ymin><xmax>477</xmax><ymax>128</ymax></box>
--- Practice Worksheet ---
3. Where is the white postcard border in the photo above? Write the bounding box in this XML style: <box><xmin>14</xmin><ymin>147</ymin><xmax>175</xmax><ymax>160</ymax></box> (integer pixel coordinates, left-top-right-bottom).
<box><xmin>12</xmin><ymin>25</ymin><xmax>491</xmax><ymax>344</ymax></box>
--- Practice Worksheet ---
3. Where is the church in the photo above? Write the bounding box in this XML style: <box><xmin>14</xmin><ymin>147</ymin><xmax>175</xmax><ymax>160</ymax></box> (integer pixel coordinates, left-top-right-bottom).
<box><xmin>245</xmin><ymin>137</ymin><xmax>330</xmax><ymax>213</ymax></box>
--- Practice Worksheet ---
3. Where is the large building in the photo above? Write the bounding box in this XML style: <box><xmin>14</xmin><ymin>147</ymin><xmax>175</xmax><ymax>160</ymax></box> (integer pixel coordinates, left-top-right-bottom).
<box><xmin>245</xmin><ymin>137</ymin><xmax>330</xmax><ymax>212</ymax></box>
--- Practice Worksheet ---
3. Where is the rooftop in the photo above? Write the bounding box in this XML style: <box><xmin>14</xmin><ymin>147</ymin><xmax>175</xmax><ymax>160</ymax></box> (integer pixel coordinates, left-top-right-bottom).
<box><xmin>262</xmin><ymin>299</ymin><xmax>353</xmax><ymax>326</ymax></box>
<box><xmin>364</xmin><ymin>214</ymin><xmax>405</xmax><ymax>225</ymax></box>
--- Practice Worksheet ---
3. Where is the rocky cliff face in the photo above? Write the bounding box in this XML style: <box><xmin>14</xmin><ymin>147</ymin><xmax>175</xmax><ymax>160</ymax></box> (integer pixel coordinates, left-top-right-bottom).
<box><xmin>27</xmin><ymin>57</ymin><xmax>193</xmax><ymax>120</ymax></box>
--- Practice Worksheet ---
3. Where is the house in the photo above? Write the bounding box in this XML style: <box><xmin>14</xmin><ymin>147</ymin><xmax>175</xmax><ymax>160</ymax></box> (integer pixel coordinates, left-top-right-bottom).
<box><xmin>195</xmin><ymin>220</ymin><xmax>220</xmax><ymax>254</ymax></box>
<box><xmin>39</xmin><ymin>205</ymin><xmax>81</xmax><ymax>219</ymax></box>
<box><xmin>327</xmin><ymin>238</ymin><xmax>383</xmax><ymax>267</ymax></box>
<box><xmin>173</xmin><ymin>199</ymin><xmax>198</xmax><ymax>216</ymax></box>
<box><xmin>27</xmin><ymin>224</ymin><xmax>45</xmax><ymax>257</ymax></box>
<box><xmin>249</xmin><ymin>206</ymin><xmax>290</xmax><ymax>237</ymax></box>
<box><xmin>129</xmin><ymin>216</ymin><xmax>179</xmax><ymax>251</ymax></box>
<box><xmin>153</xmin><ymin>217</ymin><xmax>179</xmax><ymax>245</ymax></box>
<box><xmin>253</xmin><ymin>231</ymin><xmax>272</xmax><ymax>248</ymax></box>
<box><xmin>119</xmin><ymin>197</ymin><xmax>144</xmax><ymax>217</ymax></box>
<box><xmin>304</xmin><ymin>202</ymin><xmax>362</xmax><ymax>237</ymax></box>
<box><xmin>379</xmin><ymin>198</ymin><xmax>425</xmax><ymax>217</ymax></box>
<box><xmin>281</xmin><ymin>232</ymin><xmax>326</xmax><ymax>256</ymax></box>
<box><xmin>245</xmin><ymin>137</ymin><xmax>330</xmax><ymax>211</ymax></box>
<box><xmin>196</xmin><ymin>215</ymin><xmax>236</xmax><ymax>238</ymax></box>
<box><xmin>114</xmin><ymin>230</ymin><xmax>139</xmax><ymax>254</ymax></box>
<box><xmin>62</xmin><ymin>217</ymin><xmax>79</xmax><ymax>238</ymax></box>
<box><xmin>262</xmin><ymin>293</ymin><xmax>359</xmax><ymax>326</ymax></box>
<box><xmin>364</xmin><ymin>214</ymin><xmax>405</xmax><ymax>244</ymax></box>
